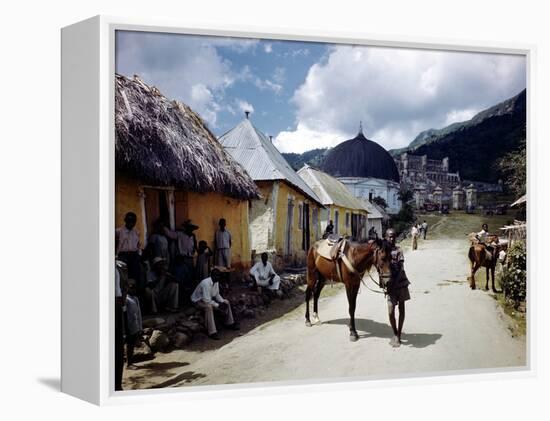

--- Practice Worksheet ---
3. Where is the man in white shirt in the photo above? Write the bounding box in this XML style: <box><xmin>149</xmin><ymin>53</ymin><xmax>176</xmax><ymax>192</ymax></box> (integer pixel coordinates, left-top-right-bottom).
<box><xmin>250</xmin><ymin>252</ymin><xmax>281</xmax><ymax>292</ymax></box>
<box><xmin>191</xmin><ymin>268</ymin><xmax>238</xmax><ymax>340</ymax></box>
<box><xmin>215</xmin><ymin>218</ymin><xmax>232</xmax><ymax>268</ymax></box>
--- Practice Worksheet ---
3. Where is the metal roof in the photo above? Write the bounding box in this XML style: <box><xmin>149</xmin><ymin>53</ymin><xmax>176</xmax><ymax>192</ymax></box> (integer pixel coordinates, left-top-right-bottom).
<box><xmin>218</xmin><ymin>119</ymin><xmax>322</xmax><ymax>205</ymax></box>
<box><xmin>297</xmin><ymin>165</ymin><xmax>368</xmax><ymax>212</ymax></box>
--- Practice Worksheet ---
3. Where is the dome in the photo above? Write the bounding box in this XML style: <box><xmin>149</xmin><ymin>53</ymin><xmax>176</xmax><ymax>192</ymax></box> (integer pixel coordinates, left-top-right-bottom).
<box><xmin>321</xmin><ymin>130</ymin><xmax>400</xmax><ymax>182</ymax></box>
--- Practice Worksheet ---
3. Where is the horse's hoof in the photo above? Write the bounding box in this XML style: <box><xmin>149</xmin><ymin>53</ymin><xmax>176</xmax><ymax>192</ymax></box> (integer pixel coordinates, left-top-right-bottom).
<box><xmin>349</xmin><ymin>332</ymin><xmax>359</xmax><ymax>342</ymax></box>
<box><xmin>492</xmin><ymin>289</ymin><xmax>498</xmax><ymax>293</ymax></box>
<box><xmin>305</xmin><ymin>320</ymin><xmax>312</xmax><ymax>327</ymax></box>
<box><xmin>485</xmin><ymin>287</ymin><xmax>489</xmax><ymax>291</ymax></box>
<box><xmin>312</xmin><ymin>314</ymin><xmax>321</xmax><ymax>325</ymax></box>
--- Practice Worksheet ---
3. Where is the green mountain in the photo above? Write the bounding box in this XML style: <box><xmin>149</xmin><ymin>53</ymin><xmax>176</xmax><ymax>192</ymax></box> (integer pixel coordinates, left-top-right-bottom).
<box><xmin>282</xmin><ymin>148</ymin><xmax>329</xmax><ymax>171</ymax></box>
<box><xmin>389</xmin><ymin>89</ymin><xmax>526</xmax><ymax>182</ymax></box>
<box><xmin>283</xmin><ymin>90</ymin><xmax>526</xmax><ymax>183</ymax></box>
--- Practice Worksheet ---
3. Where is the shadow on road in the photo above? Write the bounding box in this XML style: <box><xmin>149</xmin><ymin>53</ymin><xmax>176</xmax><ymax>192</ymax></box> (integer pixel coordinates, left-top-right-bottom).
<box><xmin>325</xmin><ymin>318</ymin><xmax>442</xmax><ymax>348</ymax></box>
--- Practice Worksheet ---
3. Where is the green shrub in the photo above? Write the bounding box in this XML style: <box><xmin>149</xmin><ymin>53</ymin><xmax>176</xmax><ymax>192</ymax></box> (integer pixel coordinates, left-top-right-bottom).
<box><xmin>498</xmin><ymin>241</ymin><xmax>527</xmax><ymax>309</ymax></box>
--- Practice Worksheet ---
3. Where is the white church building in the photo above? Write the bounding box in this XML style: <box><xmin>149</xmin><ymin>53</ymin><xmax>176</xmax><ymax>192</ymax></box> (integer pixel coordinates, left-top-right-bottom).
<box><xmin>321</xmin><ymin>126</ymin><xmax>402</xmax><ymax>214</ymax></box>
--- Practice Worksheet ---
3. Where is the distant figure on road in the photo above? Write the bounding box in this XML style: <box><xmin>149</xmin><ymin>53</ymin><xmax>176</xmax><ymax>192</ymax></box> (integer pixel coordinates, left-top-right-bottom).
<box><xmin>385</xmin><ymin>228</ymin><xmax>411</xmax><ymax>348</ymax></box>
<box><xmin>411</xmin><ymin>224</ymin><xmax>419</xmax><ymax>251</ymax></box>
<box><xmin>421</xmin><ymin>220</ymin><xmax>428</xmax><ymax>239</ymax></box>
<box><xmin>323</xmin><ymin>220</ymin><xmax>335</xmax><ymax>239</ymax></box>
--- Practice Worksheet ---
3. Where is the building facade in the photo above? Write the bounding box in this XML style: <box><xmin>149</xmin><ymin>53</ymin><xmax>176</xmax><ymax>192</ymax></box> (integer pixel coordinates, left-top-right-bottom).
<box><xmin>321</xmin><ymin>127</ymin><xmax>402</xmax><ymax>215</ymax></box>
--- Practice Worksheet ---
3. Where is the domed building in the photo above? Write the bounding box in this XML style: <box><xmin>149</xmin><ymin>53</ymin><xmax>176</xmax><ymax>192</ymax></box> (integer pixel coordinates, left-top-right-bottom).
<box><xmin>321</xmin><ymin>125</ymin><xmax>402</xmax><ymax>214</ymax></box>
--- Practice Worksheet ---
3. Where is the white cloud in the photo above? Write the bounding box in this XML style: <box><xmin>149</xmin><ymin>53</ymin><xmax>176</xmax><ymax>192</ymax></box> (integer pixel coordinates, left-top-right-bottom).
<box><xmin>444</xmin><ymin>108</ymin><xmax>478</xmax><ymax>125</ymax></box>
<box><xmin>264</xmin><ymin>43</ymin><xmax>273</xmax><ymax>53</ymax></box>
<box><xmin>277</xmin><ymin>45</ymin><xmax>526</xmax><ymax>153</ymax></box>
<box><xmin>235</xmin><ymin>99</ymin><xmax>254</xmax><ymax>115</ymax></box>
<box><xmin>274</xmin><ymin>123</ymin><xmax>346</xmax><ymax>153</ymax></box>
<box><xmin>116</xmin><ymin>31</ymin><xmax>241</xmax><ymax>128</ymax></box>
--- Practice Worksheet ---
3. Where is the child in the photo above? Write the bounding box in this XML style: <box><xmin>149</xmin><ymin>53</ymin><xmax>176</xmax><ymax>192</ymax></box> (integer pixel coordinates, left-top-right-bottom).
<box><xmin>196</xmin><ymin>240</ymin><xmax>213</xmax><ymax>282</ymax></box>
<box><xmin>125</xmin><ymin>279</ymin><xmax>143</xmax><ymax>368</ymax></box>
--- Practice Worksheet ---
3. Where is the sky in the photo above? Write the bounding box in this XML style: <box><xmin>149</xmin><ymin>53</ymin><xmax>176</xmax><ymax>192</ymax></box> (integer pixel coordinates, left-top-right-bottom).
<box><xmin>116</xmin><ymin>30</ymin><xmax>526</xmax><ymax>154</ymax></box>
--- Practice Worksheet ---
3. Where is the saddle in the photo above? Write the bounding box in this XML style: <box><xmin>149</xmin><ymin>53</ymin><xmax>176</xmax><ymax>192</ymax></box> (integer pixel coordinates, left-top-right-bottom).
<box><xmin>316</xmin><ymin>235</ymin><xmax>347</xmax><ymax>260</ymax></box>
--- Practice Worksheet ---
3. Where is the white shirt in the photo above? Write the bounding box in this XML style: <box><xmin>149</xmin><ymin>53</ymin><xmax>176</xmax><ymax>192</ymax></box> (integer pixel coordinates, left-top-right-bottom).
<box><xmin>116</xmin><ymin>226</ymin><xmax>141</xmax><ymax>254</ymax></box>
<box><xmin>477</xmin><ymin>229</ymin><xmax>489</xmax><ymax>243</ymax></box>
<box><xmin>191</xmin><ymin>277</ymin><xmax>224</xmax><ymax>307</ymax></box>
<box><xmin>411</xmin><ymin>226</ymin><xmax>418</xmax><ymax>237</ymax></box>
<box><xmin>250</xmin><ymin>261</ymin><xmax>277</xmax><ymax>281</ymax></box>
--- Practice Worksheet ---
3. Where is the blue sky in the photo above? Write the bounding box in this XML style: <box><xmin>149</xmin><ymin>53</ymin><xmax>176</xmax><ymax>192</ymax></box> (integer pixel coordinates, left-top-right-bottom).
<box><xmin>116</xmin><ymin>31</ymin><xmax>526</xmax><ymax>153</ymax></box>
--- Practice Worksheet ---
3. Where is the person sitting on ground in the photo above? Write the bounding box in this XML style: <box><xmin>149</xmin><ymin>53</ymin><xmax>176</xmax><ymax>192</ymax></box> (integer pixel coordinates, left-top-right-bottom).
<box><xmin>125</xmin><ymin>279</ymin><xmax>143</xmax><ymax>369</ymax></box>
<box><xmin>385</xmin><ymin>228</ymin><xmax>411</xmax><ymax>348</ymax></box>
<box><xmin>196</xmin><ymin>240</ymin><xmax>213</xmax><ymax>283</ymax></box>
<box><xmin>250</xmin><ymin>252</ymin><xmax>281</xmax><ymax>296</ymax></box>
<box><xmin>191</xmin><ymin>268</ymin><xmax>239</xmax><ymax>340</ymax></box>
<box><xmin>146</xmin><ymin>219</ymin><xmax>170</xmax><ymax>267</ymax></box>
<box><xmin>144</xmin><ymin>257</ymin><xmax>179</xmax><ymax>314</ymax></box>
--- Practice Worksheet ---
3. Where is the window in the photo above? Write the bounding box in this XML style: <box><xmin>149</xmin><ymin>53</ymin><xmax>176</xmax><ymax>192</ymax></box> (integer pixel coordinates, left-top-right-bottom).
<box><xmin>334</xmin><ymin>209</ymin><xmax>339</xmax><ymax>234</ymax></box>
<box><xmin>345</xmin><ymin>212</ymin><xmax>350</xmax><ymax>228</ymax></box>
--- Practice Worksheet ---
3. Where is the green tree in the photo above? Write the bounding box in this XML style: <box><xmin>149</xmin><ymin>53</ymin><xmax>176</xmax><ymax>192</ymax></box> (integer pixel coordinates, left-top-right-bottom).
<box><xmin>372</xmin><ymin>196</ymin><xmax>388</xmax><ymax>210</ymax></box>
<box><xmin>497</xmin><ymin>139</ymin><xmax>526</xmax><ymax>197</ymax></box>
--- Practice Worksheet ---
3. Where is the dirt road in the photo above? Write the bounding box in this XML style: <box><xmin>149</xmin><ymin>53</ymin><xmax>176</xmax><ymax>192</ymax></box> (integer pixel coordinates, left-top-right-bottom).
<box><xmin>158</xmin><ymin>233</ymin><xmax>526</xmax><ymax>388</ymax></box>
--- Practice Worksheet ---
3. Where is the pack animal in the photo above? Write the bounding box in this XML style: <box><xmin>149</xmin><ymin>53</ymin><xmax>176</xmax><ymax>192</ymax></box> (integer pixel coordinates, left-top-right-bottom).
<box><xmin>305</xmin><ymin>237</ymin><xmax>392</xmax><ymax>341</ymax></box>
<box><xmin>467</xmin><ymin>234</ymin><xmax>506</xmax><ymax>292</ymax></box>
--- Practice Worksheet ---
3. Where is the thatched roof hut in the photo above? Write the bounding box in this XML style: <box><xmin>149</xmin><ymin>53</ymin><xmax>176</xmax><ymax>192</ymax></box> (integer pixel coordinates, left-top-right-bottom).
<box><xmin>115</xmin><ymin>74</ymin><xmax>259</xmax><ymax>200</ymax></box>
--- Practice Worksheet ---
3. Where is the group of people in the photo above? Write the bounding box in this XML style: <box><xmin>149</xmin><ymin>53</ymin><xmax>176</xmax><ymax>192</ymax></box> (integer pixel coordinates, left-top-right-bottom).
<box><xmin>115</xmin><ymin>212</ymin><xmax>235</xmax><ymax>314</ymax></box>
<box><xmin>114</xmin><ymin>211</ymin><xmax>289</xmax><ymax>389</ymax></box>
<box><xmin>410</xmin><ymin>220</ymin><xmax>429</xmax><ymax>250</ymax></box>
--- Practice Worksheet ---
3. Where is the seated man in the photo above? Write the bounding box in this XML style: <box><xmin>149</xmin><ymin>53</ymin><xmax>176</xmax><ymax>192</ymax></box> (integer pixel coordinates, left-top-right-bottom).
<box><xmin>144</xmin><ymin>257</ymin><xmax>179</xmax><ymax>314</ymax></box>
<box><xmin>250</xmin><ymin>252</ymin><xmax>281</xmax><ymax>294</ymax></box>
<box><xmin>191</xmin><ymin>268</ymin><xmax>239</xmax><ymax>340</ymax></box>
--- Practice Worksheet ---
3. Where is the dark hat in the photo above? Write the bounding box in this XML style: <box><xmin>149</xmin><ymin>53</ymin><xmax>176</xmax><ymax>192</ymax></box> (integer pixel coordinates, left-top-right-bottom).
<box><xmin>182</xmin><ymin>219</ymin><xmax>199</xmax><ymax>230</ymax></box>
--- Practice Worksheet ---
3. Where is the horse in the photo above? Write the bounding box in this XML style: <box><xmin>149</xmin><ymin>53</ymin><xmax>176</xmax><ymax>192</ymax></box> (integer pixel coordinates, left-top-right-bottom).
<box><xmin>305</xmin><ymin>238</ymin><xmax>393</xmax><ymax>341</ymax></box>
<box><xmin>467</xmin><ymin>234</ymin><xmax>505</xmax><ymax>292</ymax></box>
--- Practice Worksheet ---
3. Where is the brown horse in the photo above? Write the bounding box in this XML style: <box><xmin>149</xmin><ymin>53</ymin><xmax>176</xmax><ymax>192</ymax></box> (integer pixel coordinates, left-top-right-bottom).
<box><xmin>468</xmin><ymin>235</ymin><xmax>505</xmax><ymax>292</ymax></box>
<box><xmin>305</xmin><ymin>238</ymin><xmax>393</xmax><ymax>341</ymax></box>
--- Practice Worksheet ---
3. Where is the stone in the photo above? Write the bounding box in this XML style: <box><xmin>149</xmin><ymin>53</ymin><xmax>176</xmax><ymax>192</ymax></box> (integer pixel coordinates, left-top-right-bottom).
<box><xmin>177</xmin><ymin>320</ymin><xmax>203</xmax><ymax>333</ymax></box>
<box><xmin>142</xmin><ymin>317</ymin><xmax>165</xmax><ymax>329</ymax></box>
<box><xmin>184</xmin><ymin>306</ymin><xmax>198</xmax><ymax>317</ymax></box>
<box><xmin>172</xmin><ymin>332</ymin><xmax>191</xmax><ymax>348</ymax></box>
<box><xmin>242</xmin><ymin>309</ymin><xmax>256</xmax><ymax>319</ymax></box>
<box><xmin>133</xmin><ymin>341</ymin><xmax>154</xmax><ymax>358</ymax></box>
<box><xmin>148</xmin><ymin>330</ymin><xmax>170</xmax><ymax>352</ymax></box>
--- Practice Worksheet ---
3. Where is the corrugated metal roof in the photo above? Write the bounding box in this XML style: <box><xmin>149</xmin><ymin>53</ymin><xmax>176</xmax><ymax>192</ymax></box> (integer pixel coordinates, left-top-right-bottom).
<box><xmin>361</xmin><ymin>200</ymin><xmax>384</xmax><ymax>220</ymax></box>
<box><xmin>219</xmin><ymin>119</ymin><xmax>323</xmax><ymax>205</ymax></box>
<box><xmin>297</xmin><ymin>165</ymin><xmax>368</xmax><ymax>212</ymax></box>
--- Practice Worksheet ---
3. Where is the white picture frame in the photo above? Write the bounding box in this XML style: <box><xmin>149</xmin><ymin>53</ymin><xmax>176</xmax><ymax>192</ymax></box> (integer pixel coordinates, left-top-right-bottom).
<box><xmin>61</xmin><ymin>15</ymin><xmax>535</xmax><ymax>405</ymax></box>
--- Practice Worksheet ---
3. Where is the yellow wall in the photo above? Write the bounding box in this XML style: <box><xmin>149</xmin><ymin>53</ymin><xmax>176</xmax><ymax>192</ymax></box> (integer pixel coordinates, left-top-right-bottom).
<box><xmin>187</xmin><ymin>191</ymin><xmax>251</xmax><ymax>271</ymax></box>
<box><xmin>273</xmin><ymin>181</ymin><xmax>321</xmax><ymax>265</ymax></box>
<box><xmin>115</xmin><ymin>175</ymin><xmax>251</xmax><ymax>270</ymax></box>
<box><xmin>328</xmin><ymin>205</ymin><xmax>368</xmax><ymax>238</ymax></box>
<box><xmin>115</xmin><ymin>175</ymin><xmax>146</xmax><ymax>244</ymax></box>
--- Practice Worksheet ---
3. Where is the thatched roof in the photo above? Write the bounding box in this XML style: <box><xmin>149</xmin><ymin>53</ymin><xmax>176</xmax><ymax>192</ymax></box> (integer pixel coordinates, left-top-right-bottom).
<box><xmin>115</xmin><ymin>74</ymin><xmax>259</xmax><ymax>200</ymax></box>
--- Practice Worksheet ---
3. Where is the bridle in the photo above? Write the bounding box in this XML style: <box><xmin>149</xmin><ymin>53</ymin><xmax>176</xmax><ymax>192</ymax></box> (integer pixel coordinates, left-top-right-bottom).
<box><xmin>361</xmin><ymin>243</ymin><xmax>391</xmax><ymax>294</ymax></box>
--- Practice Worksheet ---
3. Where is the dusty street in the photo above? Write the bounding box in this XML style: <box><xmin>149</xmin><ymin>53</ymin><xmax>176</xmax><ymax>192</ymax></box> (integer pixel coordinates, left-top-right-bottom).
<box><xmin>127</xmin><ymin>217</ymin><xmax>526</xmax><ymax>389</ymax></box>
